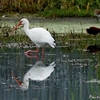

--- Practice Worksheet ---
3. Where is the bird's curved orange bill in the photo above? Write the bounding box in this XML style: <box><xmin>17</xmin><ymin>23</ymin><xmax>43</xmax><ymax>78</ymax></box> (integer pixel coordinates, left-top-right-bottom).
<box><xmin>13</xmin><ymin>77</ymin><xmax>23</xmax><ymax>85</ymax></box>
<box><xmin>12</xmin><ymin>21</ymin><xmax>22</xmax><ymax>32</ymax></box>
<box><xmin>11</xmin><ymin>71</ymin><xmax>22</xmax><ymax>85</ymax></box>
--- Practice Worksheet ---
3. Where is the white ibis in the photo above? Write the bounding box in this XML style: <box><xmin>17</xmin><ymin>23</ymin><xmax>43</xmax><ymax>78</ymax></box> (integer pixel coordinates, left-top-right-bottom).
<box><xmin>12</xmin><ymin>18</ymin><xmax>56</xmax><ymax>60</ymax></box>
<box><xmin>12</xmin><ymin>61</ymin><xmax>55</xmax><ymax>90</ymax></box>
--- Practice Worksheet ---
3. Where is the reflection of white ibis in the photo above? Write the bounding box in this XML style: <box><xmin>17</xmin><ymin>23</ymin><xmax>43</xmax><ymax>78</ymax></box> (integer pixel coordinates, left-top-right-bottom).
<box><xmin>12</xmin><ymin>18</ymin><xmax>56</xmax><ymax>60</ymax></box>
<box><xmin>12</xmin><ymin>61</ymin><xmax>55</xmax><ymax>90</ymax></box>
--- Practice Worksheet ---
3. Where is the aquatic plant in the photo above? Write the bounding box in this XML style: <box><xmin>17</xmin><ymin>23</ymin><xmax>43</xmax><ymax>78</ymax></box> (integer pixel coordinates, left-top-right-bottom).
<box><xmin>0</xmin><ymin>23</ymin><xmax>12</xmax><ymax>36</ymax></box>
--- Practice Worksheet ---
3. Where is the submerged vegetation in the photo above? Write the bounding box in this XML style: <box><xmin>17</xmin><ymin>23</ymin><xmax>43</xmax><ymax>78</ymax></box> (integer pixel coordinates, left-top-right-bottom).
<box><xmin>0</xmin><ymin>23</ymin><xmax>100</xmax><ymax>50</ymax></box>
<box><xmin>0</xmin><ymin>0</ymin><xmax>100</xmax><ymax>17</ymax></box>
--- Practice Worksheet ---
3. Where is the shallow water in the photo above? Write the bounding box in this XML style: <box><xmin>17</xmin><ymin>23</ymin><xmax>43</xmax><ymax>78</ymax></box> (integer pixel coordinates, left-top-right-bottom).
<box><xmin>0</xmin><ymin>45</ymin><xmax>100</xmax><ymax>100</ymax></box>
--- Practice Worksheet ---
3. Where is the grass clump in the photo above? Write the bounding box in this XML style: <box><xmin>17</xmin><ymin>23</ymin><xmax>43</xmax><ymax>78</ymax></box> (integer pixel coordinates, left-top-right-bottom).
<box><xmin>0</xmin><ymin>0</ymin><xmax>100</xmax><ymax>17</ymax></box>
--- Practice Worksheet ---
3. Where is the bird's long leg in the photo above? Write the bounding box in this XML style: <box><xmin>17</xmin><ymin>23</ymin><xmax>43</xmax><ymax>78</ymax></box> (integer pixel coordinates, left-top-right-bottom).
<box><xmin>24</xmin><ymin>47</ymin><xmax>39</xmax><ymax>53</ymax></box>
<box><xmin>24</xmin><ymin>47</ymin><xmax>39</xmax><ymax>60</ymax></box>
<box><xmin>42</xmin><ymin>47</ymin><xmax>44</xmax><ymax>61</ymax></box>
<box><xmin>24</xmin><ymin>53</ymin><xmax>39</xmax><ymax>60</ymax></box>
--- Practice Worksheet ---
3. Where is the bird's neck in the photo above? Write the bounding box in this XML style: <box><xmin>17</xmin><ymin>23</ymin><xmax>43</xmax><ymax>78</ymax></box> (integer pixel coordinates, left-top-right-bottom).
<box><xmin>23</xmin><ymin>23</ymin><xmax>30</xmax><ymax>34</ymax></box>
<box><xmin>22</xmin><ymin>78</ymin><xmax>29</xmax><ymax>88</ymax></box>
<box><xmin>20</xmin><ymin>80</ymin><xmax>29</xmax><ymax>90</ymax></box>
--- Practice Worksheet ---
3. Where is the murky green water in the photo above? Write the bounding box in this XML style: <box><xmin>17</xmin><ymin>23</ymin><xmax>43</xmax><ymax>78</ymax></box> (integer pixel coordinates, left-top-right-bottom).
<box><xmin>0</xmin><ymin>45</ymin><xmax>100</xmax><ymax>100</ymax></box>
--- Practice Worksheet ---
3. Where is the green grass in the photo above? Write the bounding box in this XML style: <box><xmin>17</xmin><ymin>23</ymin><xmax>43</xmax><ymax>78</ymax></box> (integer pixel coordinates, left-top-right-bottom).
<box><xmin>1</xmin><ymin>31</ymin><xmax>100</xmax><ymax>48</ymax></box>
<box><xmin>40</xmin><ymin>8</ymin><xmax>93</xmax><ymax>18</ymax></box>
<box><xmin>0</xmin><ymin>0</ymin><xmax>100</xmax><ymax>18</ymax></box>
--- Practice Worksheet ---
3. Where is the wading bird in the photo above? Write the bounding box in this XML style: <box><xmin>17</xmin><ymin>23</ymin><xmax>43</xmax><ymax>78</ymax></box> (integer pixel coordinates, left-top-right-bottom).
<box><xmin>12</xmin><ymin>61</ymin><xmax>55</xmax><ymax>90</ymax></box>
<box><xmin>94</xmin><ymin>9</ymin><xmax>100</xmax><ymax>22</ymax></box>
<box><xmin>12</xmin><ymin>18</ymin><xmax>56</xmax><ymax>60</ymax></box>
<box><xmin>86</xmin><ymin>26</ymin><xmax>100</xmax><ymax>36</ymax></box>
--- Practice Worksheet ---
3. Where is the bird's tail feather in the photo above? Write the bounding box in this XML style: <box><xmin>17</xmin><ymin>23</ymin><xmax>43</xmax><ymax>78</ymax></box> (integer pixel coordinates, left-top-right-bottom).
<box><xmin>49</xmin><ymin>62</ymin><xmax>56</xmax><ymax>68</ymax></box>
<box><xmin>50</xmin><ymin>42</ymin><xmax>56</xmax><ymax>48</ymax></box>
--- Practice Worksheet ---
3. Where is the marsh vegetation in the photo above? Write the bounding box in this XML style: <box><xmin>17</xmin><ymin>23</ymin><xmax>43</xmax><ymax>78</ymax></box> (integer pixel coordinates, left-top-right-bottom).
<box><xmin>0</xmin><ymin>0</ymin><xmax>100</xmax><ymax>17</ymax></box>
<box><xmin>0</xmin><ymin>22</ymin><xmax>100</xmax><ymax>51</ymax></box>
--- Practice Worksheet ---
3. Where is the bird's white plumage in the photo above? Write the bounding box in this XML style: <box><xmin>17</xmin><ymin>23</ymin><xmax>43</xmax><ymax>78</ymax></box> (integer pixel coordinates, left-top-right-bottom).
<box><xmin>28</xmin><ymin>28</ymin><xmax>55</xmax><ymax>47</ymax></box>
<box><xmin>20</xmin><ymin>61</ymin><xmax>55</xmax><ymax>90</ymax></box>
<box><xmin>21</xmin><ymin>18</ymin><xmax>56</xmax><ymax>48</ymax></box>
